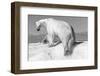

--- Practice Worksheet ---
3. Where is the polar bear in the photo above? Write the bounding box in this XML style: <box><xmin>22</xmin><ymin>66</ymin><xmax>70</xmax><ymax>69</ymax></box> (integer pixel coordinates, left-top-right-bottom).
<box><xmin>36</xmin><ymin>18</ymin><xmax>75</xmax><ymax>55</ymax></box>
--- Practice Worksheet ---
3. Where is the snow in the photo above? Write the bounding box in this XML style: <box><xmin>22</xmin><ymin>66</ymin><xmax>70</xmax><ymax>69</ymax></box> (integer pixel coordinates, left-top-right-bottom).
<box><xmin>28</xmin><ymin>41</ymin><xmax>88</xmax><ymax>61</ymax></box>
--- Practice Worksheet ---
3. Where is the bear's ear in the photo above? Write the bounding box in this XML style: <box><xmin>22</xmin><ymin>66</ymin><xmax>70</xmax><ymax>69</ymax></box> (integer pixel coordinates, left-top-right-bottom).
<box><xmin>36</xmin><ymin>22</ymin><xmax>38</xmax><ymax>25</ymax></box>
<box><xmin>40</xmin><ymin>21</ymin><xmax>45</xmax><ymax>26</ymax></box>
<box><xmin>36</xmin><ymin>21</ymin><xmax>39</xmax><ymax>26</ymax></box>
<box><xmin>36</xmin><ymin>21</ymin><xmax>43</xmax><ymax>27</ymax></box>
<box><xmin>39</xmin><ymin>20</ymin><xmax>46</xmax><ymax>26</ymax></box>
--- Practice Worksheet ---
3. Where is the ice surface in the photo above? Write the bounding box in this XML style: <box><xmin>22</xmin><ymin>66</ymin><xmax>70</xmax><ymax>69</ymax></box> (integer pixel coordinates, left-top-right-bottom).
<box><xmin>28</xmin><ymin>41</ymin><xmax>88</xmax><ymax>61</ymax></box>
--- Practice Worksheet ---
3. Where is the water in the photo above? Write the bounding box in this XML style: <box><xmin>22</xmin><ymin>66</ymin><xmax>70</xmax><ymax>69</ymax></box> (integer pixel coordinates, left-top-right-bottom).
<box><xmin>28</xmin><ymin>32</ymin><xmax>87</xmax><ymax>43</ymax></box>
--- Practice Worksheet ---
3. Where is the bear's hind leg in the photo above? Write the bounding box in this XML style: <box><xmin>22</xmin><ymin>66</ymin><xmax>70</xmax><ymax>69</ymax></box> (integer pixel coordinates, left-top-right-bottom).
<box><xmin>67</xmin><ymin>35</ymin><xmax>75</xmax><ymax>55</ymax></box>
<box><xmin>62</xmin><ymin>34</ymin><xmax>71</xmax><ymax>56</ymax></box>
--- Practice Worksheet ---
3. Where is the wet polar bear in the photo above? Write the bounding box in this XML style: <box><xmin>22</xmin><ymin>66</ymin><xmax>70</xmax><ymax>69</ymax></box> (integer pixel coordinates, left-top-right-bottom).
<box><xmin>36</xmin><ymin>18</ymin><xmax>75</xmax><ymax>55</ymax></box>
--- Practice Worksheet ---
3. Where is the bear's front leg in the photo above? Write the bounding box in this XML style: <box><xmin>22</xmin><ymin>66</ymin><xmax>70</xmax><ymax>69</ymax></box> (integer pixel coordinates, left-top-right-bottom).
<box><xmin>47</xmin><ymin>34</ymin><xmax>54</xmax><ymax>47</ymax></box>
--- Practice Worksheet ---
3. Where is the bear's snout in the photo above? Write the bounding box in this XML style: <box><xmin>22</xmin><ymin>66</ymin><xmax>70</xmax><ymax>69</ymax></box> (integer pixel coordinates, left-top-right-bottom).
<box><xmin>37</xmin><ymin>28</ymin><xmax>40</xmax><ymax>31</ymax></box>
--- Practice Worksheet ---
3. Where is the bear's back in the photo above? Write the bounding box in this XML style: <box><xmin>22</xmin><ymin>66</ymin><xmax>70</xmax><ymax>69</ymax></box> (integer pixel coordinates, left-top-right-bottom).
<box><xmin>47</xmin><ymin>18</ymin><xmax>72</xmax><ymax>34</ymax></box>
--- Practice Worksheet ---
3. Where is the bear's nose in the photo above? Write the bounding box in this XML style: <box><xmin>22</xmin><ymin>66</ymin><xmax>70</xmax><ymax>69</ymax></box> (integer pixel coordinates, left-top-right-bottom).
<box><xmin>37</xmin><ymin>28</ymin><xmax>40</xmax><ymax>31</ymax></box>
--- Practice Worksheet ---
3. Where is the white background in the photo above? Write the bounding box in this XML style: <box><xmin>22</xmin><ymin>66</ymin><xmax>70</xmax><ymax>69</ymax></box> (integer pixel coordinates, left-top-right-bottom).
<box><xmin>0</xmin><ymin>0</ymin><xmax>100</xmax><ymax>76</ymax></box>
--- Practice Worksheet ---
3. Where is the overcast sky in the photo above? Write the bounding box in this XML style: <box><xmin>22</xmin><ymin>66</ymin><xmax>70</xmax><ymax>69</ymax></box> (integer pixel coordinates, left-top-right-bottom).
<box><xmin>28</xmin><ymin>15</ymin><xmax>88</xmax><ymax>36</ymax></box>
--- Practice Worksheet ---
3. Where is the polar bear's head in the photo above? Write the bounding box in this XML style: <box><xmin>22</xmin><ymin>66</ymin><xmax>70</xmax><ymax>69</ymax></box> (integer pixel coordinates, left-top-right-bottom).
<box><xmin>35</xmin><ymin>19</ymin><xmax>48</xmax><ymax>31</ymax></box>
